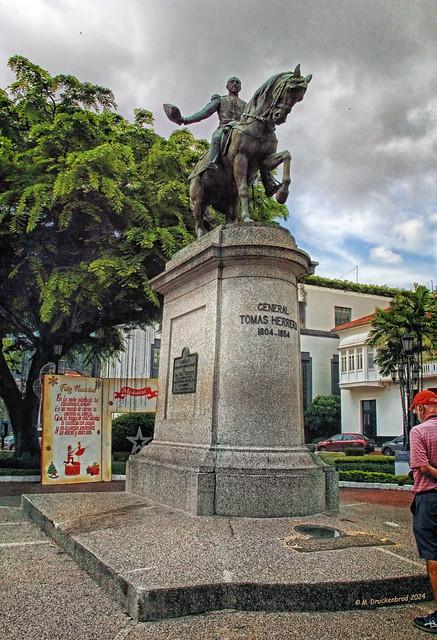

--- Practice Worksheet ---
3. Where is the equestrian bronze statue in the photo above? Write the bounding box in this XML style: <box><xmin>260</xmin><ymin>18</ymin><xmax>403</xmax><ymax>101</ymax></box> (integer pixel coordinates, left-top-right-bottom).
<box><xmin>164</xmin><ymin>65</ymin><xmax>312</xmax><ymax>237</ymax></box>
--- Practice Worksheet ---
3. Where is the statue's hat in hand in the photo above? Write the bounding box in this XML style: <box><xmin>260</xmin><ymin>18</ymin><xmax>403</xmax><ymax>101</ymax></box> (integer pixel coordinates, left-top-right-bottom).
<box><xmin>163</xmin><ymin>103</ymin><xmax>183</xmax><ymax>124</ymax></box>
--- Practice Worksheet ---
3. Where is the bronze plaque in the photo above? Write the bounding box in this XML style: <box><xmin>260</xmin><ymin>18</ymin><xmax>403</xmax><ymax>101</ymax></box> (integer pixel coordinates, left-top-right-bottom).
<box><xmin>172</xmin><ymin>347</ymin><xmax>198</xmax><ymax>394</ymax></box>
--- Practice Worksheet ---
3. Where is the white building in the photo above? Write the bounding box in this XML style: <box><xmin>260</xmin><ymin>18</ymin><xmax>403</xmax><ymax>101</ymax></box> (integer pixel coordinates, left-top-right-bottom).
<box><xmin>335</xmin><ymin>312</ymin><xmax>437</xmax><ymax>442</ymax></box>
<box><xmin>298</xmin><ymin>282</ymin><xmax>394</xmax><ymax>410</ymax></box>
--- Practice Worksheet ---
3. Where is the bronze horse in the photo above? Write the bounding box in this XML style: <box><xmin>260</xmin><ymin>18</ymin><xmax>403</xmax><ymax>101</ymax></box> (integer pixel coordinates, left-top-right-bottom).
<box><xmin>189</xmin><ymin>66</ymin><xmax>312</xmax><ymax>237</ymax></box>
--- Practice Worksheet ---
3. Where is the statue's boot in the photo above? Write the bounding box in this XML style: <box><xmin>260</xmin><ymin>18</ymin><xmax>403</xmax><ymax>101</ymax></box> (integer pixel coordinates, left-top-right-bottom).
<box><xmin>206</xmin><ymin>140</ymin><xmax>221</xmax><ymax>170</ymax></box>
<box><xmin>260</xmin><ymin>169</ymin><xmax>281</xmax><ymax>197</ymax></box>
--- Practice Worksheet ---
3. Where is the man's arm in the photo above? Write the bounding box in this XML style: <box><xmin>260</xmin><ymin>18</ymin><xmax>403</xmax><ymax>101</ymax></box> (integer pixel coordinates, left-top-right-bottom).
<box><xmin>418</xmin><ymin>463</ymin><xmax>437</xmax><ymax>480</ymax></box>
<box><xmin>181</xmin><ymin>98</ymin><xmax>220</xmax><ymax>125</ymax></box>
<box><xmin>410</xmin><ymin>427</ymin><xmax>437</xmax><ymax>479</ymax></box>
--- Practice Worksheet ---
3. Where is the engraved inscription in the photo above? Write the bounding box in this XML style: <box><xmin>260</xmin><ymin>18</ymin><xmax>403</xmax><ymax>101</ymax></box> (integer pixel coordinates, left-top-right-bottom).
<box><xmin>172</xmin><ymin>347</ymin><xmax>198</xmax><ymax>394</ymax></box>
<box><xmin>239</xmin><ymin>301</ymin><xmax>297</xmax><ymax>338</ymax></box>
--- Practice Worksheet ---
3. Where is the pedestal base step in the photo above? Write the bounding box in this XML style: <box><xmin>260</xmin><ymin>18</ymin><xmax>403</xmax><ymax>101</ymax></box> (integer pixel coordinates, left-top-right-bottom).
<box><xmin>22</xmin><ymin>492</ymin><xmax>430</xmax><ymax>621</ymax></box>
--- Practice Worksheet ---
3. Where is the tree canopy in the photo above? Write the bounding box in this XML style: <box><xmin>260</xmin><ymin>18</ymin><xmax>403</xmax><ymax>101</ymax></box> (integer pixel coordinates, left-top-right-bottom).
<box><xmin>367</xmin><ymin>285</ymin><xmax>437</xmax><ymax>377</ymax></box>
<box><xmin>304</xmin><ymin>394</ymin><xmax>341</xmax><ymax>442</ymax></box>
<box><xmin>367</xmin><ymin>285</ymin><xmax>437</xmax><ymax>435</ymax></box>
<box><xmin>0</xmin><ymin>56</ymin><xmax>208</xmax><ymax>459</ymax></box>
<box><xmin>0</xmin><ymin>56</ymin><xmax>288</xmax><ymax>460</ymax></box>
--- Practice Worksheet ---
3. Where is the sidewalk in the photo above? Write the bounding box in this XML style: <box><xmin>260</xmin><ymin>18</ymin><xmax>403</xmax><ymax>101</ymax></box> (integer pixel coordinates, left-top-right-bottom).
<box><xmin>0</xmin><ymin>486</ymin><xmax>429</xmax><ymax>640</ymax></box>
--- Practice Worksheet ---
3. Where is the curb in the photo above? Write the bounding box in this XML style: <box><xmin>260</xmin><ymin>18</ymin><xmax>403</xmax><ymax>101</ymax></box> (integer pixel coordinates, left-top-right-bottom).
<box><xmin>339</xmin><ymin>481</ymin><xmax>412</xmax><ymax>491</ymax></box>
<box><xmin>0</xmin><ymin>474</ymin><xmax>126</xmax><ymax>482</ymax></box>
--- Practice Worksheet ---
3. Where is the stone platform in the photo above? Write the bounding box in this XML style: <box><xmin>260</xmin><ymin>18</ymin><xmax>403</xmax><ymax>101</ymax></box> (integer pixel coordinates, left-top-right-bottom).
<box><xmin>23</xmin><ymin>492</ymin><xmax>430</xmax><ymax>622</ymax></box>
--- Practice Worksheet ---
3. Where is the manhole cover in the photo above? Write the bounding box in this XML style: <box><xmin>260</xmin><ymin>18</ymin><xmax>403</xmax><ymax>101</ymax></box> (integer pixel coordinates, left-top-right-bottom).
<box><xmin>284</xmin><ymin>523</ymin><xmax>395</xmax><ymax>553</ymax></box>
<box><xmin>294</xmin><ymin>524</ymin><xmax>342</xmax><ymax>539</ymax></box>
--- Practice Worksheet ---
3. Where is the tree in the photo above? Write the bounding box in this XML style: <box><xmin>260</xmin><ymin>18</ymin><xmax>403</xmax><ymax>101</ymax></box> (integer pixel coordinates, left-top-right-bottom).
<box><xmin>304</xmin><ymin>394</ymin><xmax>341</xmax><ymax>442</ymax></box>
<box><xmin>0</xmin><ymin>56</ymin><xmax>206</xmax><ymax>461</ymax></box>
<box><xmin>367</xmin><ymin>285</ymin><xmax>437</xmax><ymax>435</ymax></box>
<box><xmin>0</xmin><ymin>56</ymin><xmax>288</xmax><ymax>462</ymax></box>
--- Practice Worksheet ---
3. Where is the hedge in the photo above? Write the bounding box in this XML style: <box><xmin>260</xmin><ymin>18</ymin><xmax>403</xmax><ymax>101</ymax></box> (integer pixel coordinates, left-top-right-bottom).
<box><xmin>112</xmin><ymin>413</ymin><xmax>155</xmax><ymax>452</ymax></box>
<box><xmin>339</xmin><ymin>470</ymin><xmax>412</xmax><ymax>485</ymax></box>
<box><xmin>335</xmin><ymin>462</ymin><xmax>395</xmax><ymax>474</ymax></box>
<box><xmin>302</xmin><ymin>274</ymin><xmax>402</xmax><ymax>297</ymax></box>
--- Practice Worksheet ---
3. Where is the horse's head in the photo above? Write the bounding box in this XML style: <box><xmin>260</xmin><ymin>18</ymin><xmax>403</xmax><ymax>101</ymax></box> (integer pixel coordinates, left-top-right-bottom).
<box><xmin>246</xmin><ymin>65</ymin><xmax>312</xmax><ymax>126</ymax></box>
<box><xmin>270</xmin><ymin>65</ymin><xmax>312</xmax><ymax>125</ymax></box>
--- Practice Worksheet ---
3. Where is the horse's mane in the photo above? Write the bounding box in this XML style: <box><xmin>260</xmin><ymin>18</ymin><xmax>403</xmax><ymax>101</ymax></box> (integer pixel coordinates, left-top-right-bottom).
<box><xmin>244</xmin><ymin>73</ymin><xmax>285</xmax><ymax>117</ymax></box>
<box><xmin>244</xmin><ymin>70</ymin><xmax>307</xmax><ymax>120</ymax></box>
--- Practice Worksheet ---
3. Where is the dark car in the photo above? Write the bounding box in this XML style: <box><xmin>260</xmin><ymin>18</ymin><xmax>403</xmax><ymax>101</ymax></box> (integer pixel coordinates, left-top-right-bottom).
<box><xmin>315</xmin><ymin>433</ymin><xmax>375</xmax><ymax>453</ymax></box>
<box><xmin>381</xmin><ymin>435</ymin><xmax>404</xmax><ymax>456</ymax></box>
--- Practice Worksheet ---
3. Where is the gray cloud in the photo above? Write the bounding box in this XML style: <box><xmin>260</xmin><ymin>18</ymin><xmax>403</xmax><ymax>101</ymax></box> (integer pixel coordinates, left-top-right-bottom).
<box><xmin>0</xmin><ymin>0</ymin><xmax>435</xmax><ymax>288</ymax></box>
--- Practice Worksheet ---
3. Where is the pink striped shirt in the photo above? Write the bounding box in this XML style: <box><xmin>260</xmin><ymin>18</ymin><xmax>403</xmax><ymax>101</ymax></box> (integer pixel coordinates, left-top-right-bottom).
<box><xmin>410</xmin><ymin>416</ymin><xmax>437</xmax><ymax>494</ymax></box>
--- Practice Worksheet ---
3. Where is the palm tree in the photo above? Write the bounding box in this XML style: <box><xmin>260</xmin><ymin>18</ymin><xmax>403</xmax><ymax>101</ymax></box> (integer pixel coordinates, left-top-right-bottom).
<box><xmin>367</xmin><ymin>285</ymin><xmax>437</xmax><ymax>446</ymax></box>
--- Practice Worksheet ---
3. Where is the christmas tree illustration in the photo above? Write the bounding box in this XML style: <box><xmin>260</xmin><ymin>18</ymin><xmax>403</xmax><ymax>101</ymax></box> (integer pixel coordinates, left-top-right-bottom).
<box><xmin>47</xmin><ymin>461</ymin><xmax>59</xmax><ymax>479</ymax></box>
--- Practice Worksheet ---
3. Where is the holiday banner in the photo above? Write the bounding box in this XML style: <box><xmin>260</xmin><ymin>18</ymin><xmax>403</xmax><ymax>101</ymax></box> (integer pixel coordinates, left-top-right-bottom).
<box><xmin>102</xmin><ymin>377</ymin><xmax>158</xmax><ymax>414</ymax></box>
<box><xmin>41</xmin><ymin>375</ymin><xmax>158</xmax><ymax>485</ymax></box>
<box><xmin>41</xmin><ymin>375</ymin><xmax>104</xmax><ymax>485</ymax></box>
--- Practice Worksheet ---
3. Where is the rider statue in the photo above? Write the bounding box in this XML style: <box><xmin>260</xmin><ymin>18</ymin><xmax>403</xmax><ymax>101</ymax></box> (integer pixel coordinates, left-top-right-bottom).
<box><xmin>164</xmin><ymin>77</ymin><xmax>279</xmax><ymax>196</ymax></box>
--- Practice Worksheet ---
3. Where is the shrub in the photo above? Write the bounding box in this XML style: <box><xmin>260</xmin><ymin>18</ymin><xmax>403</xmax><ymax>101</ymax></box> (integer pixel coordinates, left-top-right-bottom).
<box><xmin>304</xmin><ymin>395</ymin><xmax>341</xmax><ymax>442</ymax></box>
<box><xmin>339</xmin><ymin>470</ymin><xmax>413</xmax><ymax>485</ymax></box>
<box><xmin>344</xmin><ymin>447</ymin><xmax>365</xmax><ymax>456</ymax></box>
<box><xmin>0</xmin><ymin>456</ymin><xmax>40</xmax><ymax>469</ymax></box>
<box><xmin>0</xmin><ymin>467</ymin><xmax>39</xmax><ymax>475</ymax></box>
<box><xmin>336</xmin><ymin>462</ymin><xmax>395</xmax><ymax>474</ymax></box>
<box><xmin>112</xmin><ymin>413</ymin><xmax>155</xmax><ymax>452</ymax></box>
<box><xmin>112</xmin><ymin>460</ymin><xmax>127</xmax><ymax>475</ymax></box>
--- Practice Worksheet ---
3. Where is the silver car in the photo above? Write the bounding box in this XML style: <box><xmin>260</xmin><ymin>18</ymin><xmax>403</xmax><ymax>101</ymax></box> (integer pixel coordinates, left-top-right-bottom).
<box><xmin>2</xmin><ymin>435</ymin><xmax>14</xmax><ymax>450</ymax></box>
<box><xmin>381</xmin><ymin>435</ymin><xmax>404</xmax><ymax>456</ymax></box>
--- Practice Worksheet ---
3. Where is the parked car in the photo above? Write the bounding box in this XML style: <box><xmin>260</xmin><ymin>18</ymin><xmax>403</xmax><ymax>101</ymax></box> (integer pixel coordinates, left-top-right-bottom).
<box><xmin>381</xmin><ymin>435</ymin><xmax>404</xmax><ymax>456</ymax></box>
<box><xmin>315</xmin><ymin>433</ymin><xmax>375</xmax><ymax>453</ymax></box>
<box><xmin>2</xmin><ymin>435</ymin><xmax>14</xmax><ymax>450</ymax></box>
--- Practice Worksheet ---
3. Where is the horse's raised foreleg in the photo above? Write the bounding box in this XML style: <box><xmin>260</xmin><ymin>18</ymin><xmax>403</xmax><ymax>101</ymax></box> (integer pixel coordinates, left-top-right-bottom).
<box><xmin>260</xmin><ymin>150</ymin><xmax>292</xmax><ymax>205</ymax></box>
<box><xmin>233</xmin><ymin>153</ymin><xmax>251</xmax><ymax>222</ymax></box>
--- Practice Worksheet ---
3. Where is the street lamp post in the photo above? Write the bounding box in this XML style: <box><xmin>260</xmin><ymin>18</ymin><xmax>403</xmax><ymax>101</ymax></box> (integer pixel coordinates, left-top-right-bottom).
<box><xmin>53</xmin><ymin>344</ymin><xmax>63</xmax><ymax>375</ymax></box>
<box><xmin>391</xmin><ymin>333</ymin><xmax>422</xmax><ymax>451</ymax></box>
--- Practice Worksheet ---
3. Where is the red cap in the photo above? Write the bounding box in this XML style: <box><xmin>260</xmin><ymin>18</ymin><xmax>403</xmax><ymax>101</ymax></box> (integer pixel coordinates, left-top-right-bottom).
<box><xmin>409</xmin><ymin>389</ymin><xmax>437</xmax><ymax>410</ymax></box>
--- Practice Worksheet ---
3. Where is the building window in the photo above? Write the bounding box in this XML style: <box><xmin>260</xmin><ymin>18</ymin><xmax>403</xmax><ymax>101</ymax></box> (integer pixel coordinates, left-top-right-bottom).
<box><xmin>341</xmin><ymin>353</ymin><xmax>347</xmax><ymax>373</ymax></box>
<box><xmin>367</xmin><ymin>350</ymin><xmax>375</xmax><ymax>370</ymax></box>
<box><xmin>348</xmin><ymin>352</ymin><xmax>355</xmax><ymax>371</ymax></box>
<box><xmin>356</xmin><ymin>349</ymin><xmax>363</xmax><ymax>370</ymax></box>
<box><xmin>298</xmin><ymin>301</ymin><xmax>306</xmax><ymax>328</ymax></box>
<box><xmin>335</xmin><ymin>306</ymin><xmax>352</xmax><ymax>326</ymax></box>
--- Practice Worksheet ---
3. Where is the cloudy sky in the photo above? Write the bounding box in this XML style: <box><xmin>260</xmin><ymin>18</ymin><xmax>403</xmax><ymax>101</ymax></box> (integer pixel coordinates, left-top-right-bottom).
<box><xmin>1</xmin><ymin>0</ymin><xmax>435</xmax><ymax>290</ymax></box>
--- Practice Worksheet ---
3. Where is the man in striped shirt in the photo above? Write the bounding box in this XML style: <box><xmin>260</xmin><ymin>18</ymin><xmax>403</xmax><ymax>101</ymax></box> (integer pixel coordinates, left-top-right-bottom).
<box><xmin>409</xmin><ymin>389</ymin><xmax>437</xmax><ymax>633</ymax></box>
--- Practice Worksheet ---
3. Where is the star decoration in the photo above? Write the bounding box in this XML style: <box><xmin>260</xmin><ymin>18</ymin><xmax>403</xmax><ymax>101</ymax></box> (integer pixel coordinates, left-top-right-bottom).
<box><xmin>126</xmin><ymin>427</ymin><xmax>152</xmax><ymax>455</ymax></box>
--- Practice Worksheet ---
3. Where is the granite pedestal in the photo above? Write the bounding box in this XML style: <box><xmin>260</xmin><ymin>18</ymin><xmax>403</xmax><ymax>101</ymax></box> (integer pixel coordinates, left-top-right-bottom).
<box><xmin>127</xmin><ymin>224</ymin><xmax>337</xmax><ymax>517</ymax></box>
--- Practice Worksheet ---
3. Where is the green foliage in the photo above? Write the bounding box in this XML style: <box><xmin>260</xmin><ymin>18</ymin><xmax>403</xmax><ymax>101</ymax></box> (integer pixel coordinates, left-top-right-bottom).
<box><xmin>335</xmin><ymin>460</ymin><xmax>395</xmax><ymax>474</ymax></box>
<box><xmin>367</xmin><ymin>285</ymin><xmax>437</xmax><ymax>376</ymax></box>
<box><xmin>302</xmin><ymin>274</ymin><xmax>401</xmax><ymax>297</ymax></box>
<box><xmin>0</xmin><ymin>56</ymin><xmax>210</xmax><ymax>458</ymax></box>
<box><xmin>112</xmin><ymin>460</ymin><xmax>127</xmax><ymax>475</ymax></box>
<box><xmin>319</xmin><ymin>453</ymin><xmax>395</xmax><ymax>474</ymax></box>
<box><xmin>0</xmin><ymin>455</ymin><xmax>39</xmax><ymax>469</ymax></box>
<box><xmin>320</xmin><ymin>453</ymin><xmax>387</xmax><ymax>463</ymax></box>
<box><xmin>112</xmin><ymin>412</ymin><xmax>155</xmax><ymax>452</ymax></box>
<box><xmin>339</xmin><ymin>470</ymin><xmax>412</xmax><ymax>485</ymax></box>
<box><xmin>0</xmin><ymin>467</ymin><xmax>40</xmax><ymax>475</ymax></box>
<box><xmin>344</xmin><ymin>447</ymin><xmax>365</xmax><ymax>456</ymax></box>
<box><xmin>304</xmin><ymin>394</ymin><xmax>341</xmax><ymax>441</ymax></box>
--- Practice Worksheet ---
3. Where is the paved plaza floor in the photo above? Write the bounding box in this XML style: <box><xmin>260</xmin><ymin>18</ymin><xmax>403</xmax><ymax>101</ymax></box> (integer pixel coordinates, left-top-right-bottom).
<box><xmin>0</xmin><ymin>483</ymin><xmax>433</xmax><ymax>639</ymax></box>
